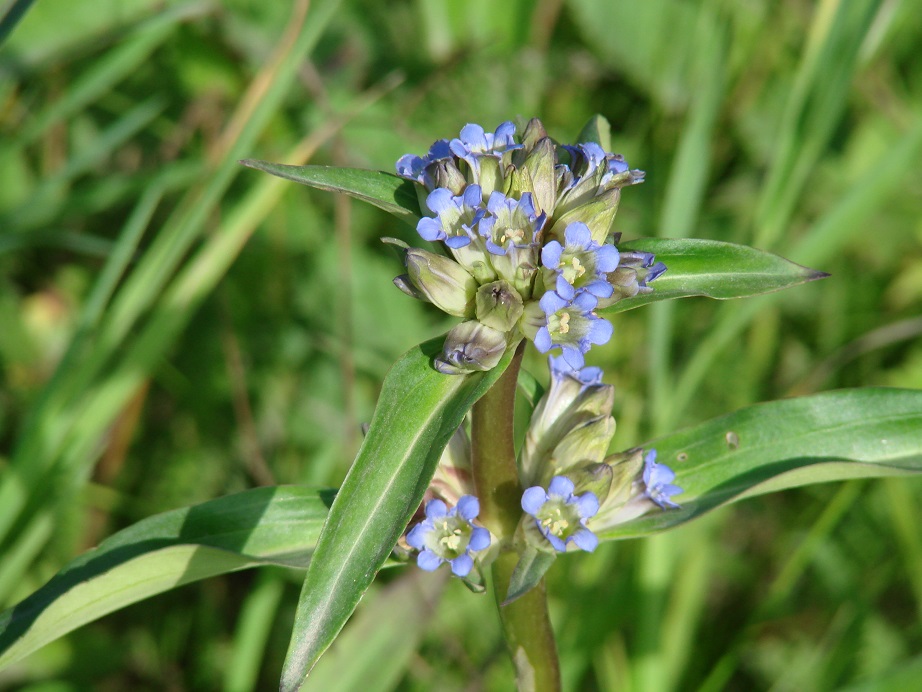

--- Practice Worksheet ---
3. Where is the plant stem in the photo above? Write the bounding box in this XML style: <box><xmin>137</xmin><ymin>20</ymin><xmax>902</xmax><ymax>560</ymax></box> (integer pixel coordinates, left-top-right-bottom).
<box><xmin>471</xmin><ymin>342</ymin><xmax>561</xmax><ymax>692</ymax></box>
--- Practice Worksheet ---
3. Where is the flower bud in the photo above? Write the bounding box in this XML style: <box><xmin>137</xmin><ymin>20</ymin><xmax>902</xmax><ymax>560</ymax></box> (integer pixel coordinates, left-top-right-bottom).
<box><xmin>546</xmin><ymin>188</ymin><xmax>620</xmax><ymax>245</ymax></box>
<box><xmin>523</xmin><ymin>138</ymin><xmax>557</xmax><ymax>216</ymax></box>
<box><xmin>475</xmin><ymin>280</ymin><xmax>525</xmax><ymax>332</ymax></box>
<box><xmin>405</xmin><ymin>248</ymin><xmax>478</xmax><ymax>317</ymax></box>
<box><xmin>435</xmin><ymin>320</ymin><xmax>508</xmax><ymax>375</ymax></box>
<box><xmin>429</xmin><ymin>160</ymin><xmax>468</xmax><ymax>195</ymax></box>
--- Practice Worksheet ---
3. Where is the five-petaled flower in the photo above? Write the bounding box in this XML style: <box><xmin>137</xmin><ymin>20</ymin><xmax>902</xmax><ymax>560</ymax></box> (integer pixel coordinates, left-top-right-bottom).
<box><xmin>521</xmin><ymin>476</ymin><xmax>600</xmax><ymax>553</ymax></box>
<box><xmin>406</xmin><ymin>495</ymin><xmax>491</xmax><ymax>577</ymax></box>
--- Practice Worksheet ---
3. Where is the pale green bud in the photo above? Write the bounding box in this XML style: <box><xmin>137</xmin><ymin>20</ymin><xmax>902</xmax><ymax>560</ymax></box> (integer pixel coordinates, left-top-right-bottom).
<box><xmin>431</xmin><ymin>160</ymin><xmax>467</xmax><ymax>195</ymax></box>
<box><xmin>475</xmin><ymin>281</ymin><xmax>525</xmax><ymax>332</ymax></box>
<box><xmin>406</xmin><ymin>249</ymin><xmax>478</xmax><ymax>317</ymax></box>
<box><xmin>520</xmin><ymin>118</ymin><xmax>549</xmax><ymax>154</ymax></box>
<box><xmin>545</xmin><ymin>188</ymin><xmax>620</xmax><ymax>245</ymax></box>
<box><xmin>435</xmin><ymin>320</ymin><xmax>508</xmax><ymax>375</ymax></box>
<box><xmin>519</xmin><ymin>370</ymin><xmax>616</xmax><ymax>486</ymax></box>
<box><xmin>590</xmin><ymin>449</ymin><xmax>651</xmax><ymax>531</ymax></box>
<box><xmin>523</xmin><ymin>138</ymin><xmax>557</xmax><ymax>216</ymax></box>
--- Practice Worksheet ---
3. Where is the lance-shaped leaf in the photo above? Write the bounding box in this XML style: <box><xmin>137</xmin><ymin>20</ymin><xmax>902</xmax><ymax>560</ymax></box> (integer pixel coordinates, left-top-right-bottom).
<box><xmin>0</xmin><ymin>487</ymin><xmax>335</xmax><ymax>670</ymax></box>
<box><xmin>597</xmin><ymin>388</ymin><xmax>922</xmax><ymax>540</ymax></box>
<box><xmin>602</xmin><ymin>238</ymin><xmax>828</xmax><ymax>314</ymax></box>
<box><xmin>280</xmin><ymin>337</ymin><xmax>513</xmax><ymax>691</ymax></box>
<box><xmin>240</xmin><ymin>160</ymin><xmax>421</xmax><ymax>226</ymax></box>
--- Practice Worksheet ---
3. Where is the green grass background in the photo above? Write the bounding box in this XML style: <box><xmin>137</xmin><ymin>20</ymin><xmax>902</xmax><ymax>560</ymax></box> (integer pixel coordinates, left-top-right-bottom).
<box><xmin>1</xmin><ymin>0</ymin><xmax>921</xmax><ymax>689</ymax></box>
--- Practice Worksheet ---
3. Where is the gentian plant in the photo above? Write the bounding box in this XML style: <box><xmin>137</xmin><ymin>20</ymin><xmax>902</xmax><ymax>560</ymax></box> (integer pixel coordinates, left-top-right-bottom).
<box><xmin>1</xmin><ymin>116</ymin><xmax>920</xmax><ymax>692</ymax></box>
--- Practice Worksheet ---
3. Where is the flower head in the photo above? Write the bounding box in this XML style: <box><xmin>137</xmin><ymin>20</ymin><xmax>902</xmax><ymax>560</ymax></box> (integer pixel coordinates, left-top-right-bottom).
<box><xmin>642</xmin><ymin>449</ymin><xmax>683</xmax><ymax>509</ymax></box>
<box><xmin>521</xmin><ymin>476</ymin><xmax>599</xmax><ymax>552</ymax></box>
<box><xmin>406</xmin><ymin>495</ymin><xmax>491</xmax><ymax>577</ymax></box>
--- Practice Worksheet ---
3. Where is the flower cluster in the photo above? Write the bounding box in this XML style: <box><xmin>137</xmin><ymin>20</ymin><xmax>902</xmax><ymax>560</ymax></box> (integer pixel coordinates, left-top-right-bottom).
<box><xmin>393</xmin><ymin>119</ymin><xmax>662</xmax><ymax>374</ymax></box>
<box><xmin>403</xmin><ymin>355</ymin><xmax>684</xmax><ymax>574</ymax></box>
<box><xmin>399</xmin><ymin>119</ymin><xmax>681</xmax><ymax>578</ymax></box>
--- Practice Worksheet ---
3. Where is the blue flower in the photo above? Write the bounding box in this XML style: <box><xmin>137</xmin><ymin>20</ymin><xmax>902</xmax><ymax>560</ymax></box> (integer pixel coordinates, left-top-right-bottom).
<box><xmin>534</xmin><ymin>290</ymin><xmax>613</xmax><ymax>369</ymax></box>
<box><xmin>521</xmin><ymin>476</ymin><xmax>599</xmax><ymax>552</ymax></box>
<box><xmin>396</xmin><ymin>139</ymin><xmax>452</xmax><ymax>186</ymax></box>
<box><xmin>449</xmin><ymin>121</ymin><xmax>519</xmax><ymax>167</ymax></box>
<box><xmin>478</xmin><ymin>191</ymin><xmax>546</xmax><ymax>256</ymax></box>
<box><xmin>406</xmin><ymin>495</ymin><xmax>491</xmax><ymax>577</ymax></box>
<box><xmin>642</xmin><ymin>449</ymin><xmax>683</xmax><ymax>509</ymax></box>
<box><xmin>541</xmin><ymin>222</ymin><xmax>620</xmax><ymax>299</ymax></box>
<box><xmin>417</xmin><ymin>185</ymin><xmax>485</xmax><ymax>249</ymax></box>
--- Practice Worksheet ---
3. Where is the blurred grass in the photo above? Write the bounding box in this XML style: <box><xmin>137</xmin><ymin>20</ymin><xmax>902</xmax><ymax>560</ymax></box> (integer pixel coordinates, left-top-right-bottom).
<box><xmin>1</xmin><ymin>0</ymin><xmax>921</xmax><ymax>689</ymax></box>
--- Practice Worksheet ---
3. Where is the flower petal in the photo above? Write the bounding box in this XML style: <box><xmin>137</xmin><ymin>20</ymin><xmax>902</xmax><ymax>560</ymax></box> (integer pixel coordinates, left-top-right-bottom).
<box><xmin>450</xmin><ymin>553</ymin><xmax>474</xmax><ymax>577</ymax></box>
<box><xmin>547</xmin><ymin>476</ymin><xmax>575</xmax><ymax>498</ymax></box>
<box><xmin>417</xmin><ymin>550</ymin><xmax>443</xmax><ymax>571</ymax></box>
<box><xmin>575</xmin><ymin>491</ymin><xmax>600</xmax><ymax>519</ymax></box>
<box><xmin>406</xmin><ymin>523</ymin><xmax>428</xmax><ymax>549</ymax></box>
<box><xmin>570</xmin><ymin>527</ymin><xmax>598</xmax><ymax>553</ymax></box>
<box><xmin>521</xmin><ymin>486</ymin><xmax>549</xmax><ymax>514</ymax></box>
<box><xmin>456</xmin><ymin>495</ymin><xmax>480</xmax><ymax>521</ymax></box>
<box><xmin>425</xmin><ymin>499</ymin><xmax>448</xmax><ymax>519</ymax></box>
<box><xmin>468</xmin><ymin>526</ymin><xmax>491</xmax><ymax>552</ymax></box>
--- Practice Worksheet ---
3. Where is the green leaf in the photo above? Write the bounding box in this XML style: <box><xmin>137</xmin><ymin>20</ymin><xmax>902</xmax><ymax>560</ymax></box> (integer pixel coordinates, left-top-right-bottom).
<box><xmin>602</xmin><ymin>238</ymin><xmax>828</xmax><ymax>314</ymax></box>
<box><xmin>0</xmin><ymin>487</ymin><xmax>334</xmax><ymax>670</ymax></box>
<box><xmin>280</xmin><ymin>336</ymin><xmax>514</xmax><ymax>691</ymax></box>
<box><xmin>240</xmin><ymin>160</ymin><xmax>421</xmax><ymax>226</ymax></box>
<box><xmin>305</xmin><ymin>571</ymin><xmax>446</xmax><ymax>692</ymax></box>
<box><xmin>502</xmin><ymin>545</ymin><xmax>556</xmax><ymax>606</ymax></box>
<box><xmin>598</xmin><ymin>388</ymin><xmax>922</xmax><ymax>540</ymax></box>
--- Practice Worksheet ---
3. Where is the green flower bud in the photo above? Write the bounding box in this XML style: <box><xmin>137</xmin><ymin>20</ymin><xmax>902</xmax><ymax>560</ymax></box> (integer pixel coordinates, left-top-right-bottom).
<box><xmin>545</xmin><ymin>188</ymin><xmax>620</xmax><ymax>245</ymax></box>
<box><xmin>435</xmin><ymin>321</ymin><xmax>509</xmax><ymax>375</ymax></box>
<box><xmin>406</xmin><ymin>249</ymin><xmax>478</xmax><ymax>317</ymax></box>
<box><xmin>589</xmin><ymin>448</ymin><xmax>652</xmax><ymax>531</ymax></box>
<box><xmin>475</xmin><ymin>280</ymin><xmax>525</xmax><ymax>332</ymax></box>
<box><xmin>519</xmin><ymin>365</ymin><xmax>616</xmax><ymax>486</ymax></box>
<box><xmin>520</xmin><ymin>117</ymin><xmax>549</xmax><ymax>154</ymax></box>
<box><xmin>523</xmin><ymin>138</ymin><xmax>557</xmax><ymax>216</ymax></box>
<box><xmin>431</xmin><ymin>160</ymin><xmax>467</xmax><ymax>195</ymax></box>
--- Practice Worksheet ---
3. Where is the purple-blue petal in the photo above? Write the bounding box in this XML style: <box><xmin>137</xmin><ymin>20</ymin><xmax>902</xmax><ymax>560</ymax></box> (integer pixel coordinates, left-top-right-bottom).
<box><xmin>469</xmin><ymin>526</ymin><xmax>491</xmax><ymax>552</ymax></box>
<box><xmin>544</xmin><ymin>529</ymin><xmax>567</xmax><ymax>552</ymax></box>
<box><xmin>596</xmin><ymin>245</ymin><xmax>620</xmax><ymax>273</ymax></box>
<box><xmin>494</xmin><ymin>121</ymin><xmax>516</xmax><ymax>142</ymax></box>
<box><xmin>417</xmin><ymin>550</ymin><xmax>443</xmax><ymax>571</ymax></box>
<box><xmin>570</xmin><ymin>528</ymin><xmax>598</xmax><ymax>552</ymax></box>
<box><xmin>555</xmin><ymin>275</ymin><xmax>576</xmax><ymax>300</ymax></box>
<box><xmin>406</xmin><ymin>523</ymin><xmax>427</xmax><ymax>549</ymax></box>
<box><xmin>462</xmin><ymin>184</ymin><xmax>483</xmax><ymax>208</ymax></box>
<box><xmin>456</xmin><ymin>495</ymin><xmax>480</xmax><ymax>521</ymax></box>
<box><xmin>547</xmin><ymin>476</ymin><xmax>575</xmax><ymax>498</ymax></box>
<box><xmin>444</xmin><ymin>234</ymin><xmax>472</xmax><ymax>249</ymax></box>
<box><xmin>539</xmin><ymin>290</ymin><xmax>568</xmax><ymax>315</ymax></box>
<box><xmin>572</xmin><ymin>291</ymin><xmax>598</xmax><ymax>312</ymax></box>
<box><xmin>584</xmin><ymin>279</ymin><xmax>614</xmax><ymax>299</ymax></box>
<box><xmin>426</xmin><ymin>188</ymin><xmax>453</xmax><ymax>214</ymax></box>
<box><xmin>575</xmin><ymin>491</ymin><xmax>600</xmax><ymax>519</ymax></box>
<box><xmin>485</xmin><ymin>240</ymin><xmax>506</xmax><ymax>255</ymax></box>
<box><xmin>587</xmin><ymin>317</ymin><xmax>614</xmax><ymax>346</ymax></box>
<box><xmin>534</xmin><ymin>327</ymin><xmax>552</xmax><ymax>353</ymax></box>
<box><xmin>425</xmin><ymin>499</ymin><xmax>448</xmax><ymax>519</ymax></box>
<box><xmin>541</xmin><ymin>241</ymin><xmax>563</xmax><ymax>269</ymax></box>
<box><xmin>561</xmin><ymin>345</ymin><xmax>585</xmax><ymax>369</ymax></box>
<box><xmin>521</xmin><ymin>486</ymin><xmax>549</xmax><ymax>514</ymax></box>
<box><xmin>450</xmin><ymin>553</ymin><xmax>474</xmax><ymax>577</ymax></box>
<box><xmin>459</xmin><ymin>123</ymin><xmax>487</xmax><ymax>148</ymax></box>
<box><xmin>416</xmin><ymin>218</ymin><xmax>444</xmax><ymax>242</ymax></box>
<box><xmin>564</xmin><ymin>222</ymin><xmax>592</xmax><ymax>247</ymax></box>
